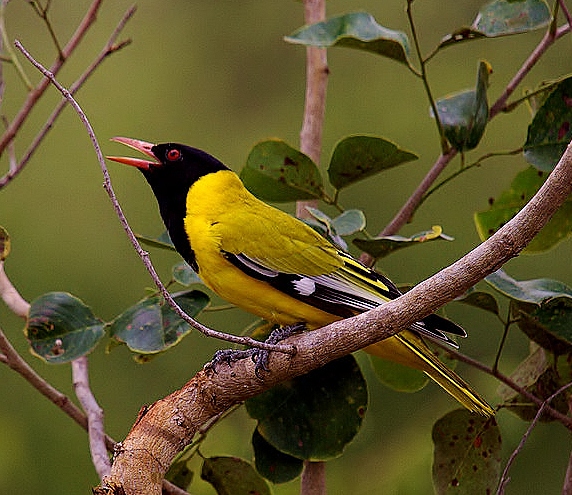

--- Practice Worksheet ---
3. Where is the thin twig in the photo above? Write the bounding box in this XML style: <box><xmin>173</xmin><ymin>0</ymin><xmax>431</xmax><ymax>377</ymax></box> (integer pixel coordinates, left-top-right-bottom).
<box><xmin>14</xmin><ymin>40</ymin><xmax>295</xmax><ymax>355</ymax></box>
<box><xmin>496</xmin><ymin>381</ymin><xmax>572</xmax><ymax>495</ymax></box>
<box><xmin>442</xmin><ymin>344</ymin><xmax>572</xmax><ymax>427</ymax></box>
<box><xmin>72</xmin><ymin>357</ymin><xmax>111</xmax><ymax>480</ymax></box>
<box><xmin>0</xmin><ymin>4</ymin><xmax>135</xmax><ymax>189</ymax></box>
<box><xmin>0</xmin><ymin>0</ymin><xmax>104</xmax><ymax>158</ymax></box>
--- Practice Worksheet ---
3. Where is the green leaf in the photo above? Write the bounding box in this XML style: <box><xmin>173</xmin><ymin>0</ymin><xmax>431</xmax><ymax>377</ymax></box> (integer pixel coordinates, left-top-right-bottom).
<box><xmin>331</xmin><ymin>209</ymin><xmax>366</xmax><ymax>236</ymax></box>
<box><xmin>0</xmin><ymin>226</ymin><xmax>10</xmax><ymax>261</ymax></box>
<box><xmin>241</xmin><ymin>139</ymin><xmax>323</xmax><ymax>201</ymax></box>
<box><xmin>353</xmin><ymin>225</ymin><xmax>454</xmax><ymax>259</ymax></box>
<box><xmin>513</xmin><ymin>300</ymin><xmax>572</xmax><ymax>354</ymax></box>
<box><xmin>438</xmin><ymin>0</ymin><xmax>550</xmax><ymax>50</ymax></box>
<box><xmin>252</xmin><ymin>429</ymin><xmax>303</xmax><ymax>484</ymax></box>
<box><xmin>201</xmin><ymin>456</ymin><xmax>271</xmax><ymax>495</ymax></box>
<box><xmin>285</xmin><ymin>12</ymin><xmax>411</xmax><ymax>66</ymax></box>
<box><xmin>474</xmin><ymin>167</ymin><xmax>572</xmax><ymax>253</ymax></box>
<box><xmin>485</xmin><ymin>269</ymin><xmax>572</xmax><ymax>305</ymax></box>
<box><xmin>245</xmin><ymin>355</ymin><xmax>367</xmax><ymax>461</ymax></box>
<box><xmin>432</xmin><ymin>409</ymin><xmax>501</xmax><ymax>495</ymax></box>
<box><xmin>108</xmin><ymin>290</ymin><xmax>209</xmax><ymax>354</ymax></box>
<box><xmin>136</xmin><ymin>231</ymin><xmax>176</xmax><ymax>252</ymax></box>
<box><xmin>172</xmin><ymin>262</ymin><xmax>203</xmax><ymax>286</ymax></box>
<box><xmin>328</xmin><ymin>135</ymin><xmax>418</xmax><ymax>190</ymax></box>
<box><xmin>369</xmin><ymin>355</ymin><xmax>429</xmax><ymax>392</ymax></box>
<box><xmin>497</xmin><ymin>344</ymin><xmax>570</xmax><ymax>421</ymax></box>
<box><xmin>486</xmin><ymin>270</ymin><xmax>572</xmax><ymax>352</ymax></box>
<box><xmin>165</xmin><ymin>448</ymin><xmax>195</xmax><ymax>491</ymax></box>
<box><xmin>456</xmin><ymin>288</ymin><xmax>500</xmax><ymax>316</ymax></box>
<box><xmin>524</xmin><ymin>76</ymin><xmax>572</xmax><ymax>171</ymax></box>
<box><xmin>433</xmin><ymin>61</ymin><xmax>491</xmax><ymax>151</ymax></box>
<box><xmin>473</xmin><ymin>0</ymin><xmax>551</xmax><ymax>37</ymax></box>
<box><xmin>25</xmin><ymin>292</ymin><xmax>105</xmax><ymax>363</ymax></box>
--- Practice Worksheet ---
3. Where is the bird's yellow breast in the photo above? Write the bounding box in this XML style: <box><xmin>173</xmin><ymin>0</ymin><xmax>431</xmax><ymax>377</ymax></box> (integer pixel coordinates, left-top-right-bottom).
<box><xmin>183</xmin><ymin>170</ymin><xmax>340</xmax><ymax>328</ymax></box>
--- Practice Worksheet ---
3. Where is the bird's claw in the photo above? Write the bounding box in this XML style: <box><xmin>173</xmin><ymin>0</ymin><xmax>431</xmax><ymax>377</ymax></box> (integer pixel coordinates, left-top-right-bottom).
<box><xmin>204</xmin><ymin>322</ymin><xmax>306</xmax><ymax>378</ymax></box>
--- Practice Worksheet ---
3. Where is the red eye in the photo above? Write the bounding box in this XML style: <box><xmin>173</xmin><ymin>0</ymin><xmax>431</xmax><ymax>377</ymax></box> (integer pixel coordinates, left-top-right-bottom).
<box><xmin>166</xmin><ymin>148</ymin><xmax>181</xmax><ymax>161</ymax></box>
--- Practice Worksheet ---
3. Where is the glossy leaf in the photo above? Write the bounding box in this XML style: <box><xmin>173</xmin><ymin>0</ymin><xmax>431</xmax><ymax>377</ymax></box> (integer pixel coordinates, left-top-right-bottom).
<box><xmin>328</xmin><ymin>135</ymin><xmax>418</xmax><ymax>190</ymax></box>
<box><xmin>26</xmin><ymin>292</ymin><xmax>105</xmax><ymax>363</ymax></box>
<box><xmin>165</xmin><ymin>448</ymin><xmax>195</xmax><ymax>491</ymax></box>
<box><xmin>331</xmin><ymin>209</ymin><xmax>366</xmax><ymax>236</ymax></box>
<box><xmin>456</xmin><ymin>288</ymin><xmax>500</xmax><ymax>316</ymax></box>
<box><xmin>433</xmin><ymin>61</ymin><xmax>491</xmax><ymax>151</ymax></box>
<box><xmin>303</xmin><ymin>208</ymin><xmax>365</xmax><ymax>250</ymax></box>
<box><xmin>201</xmin><ymin>456</ymin><xmax>270</xmax><ymax>495</ymax></box>
<box><xmin>432</xmin><ymin>409</ymin><xmax>501</xmax><ymax>495</ymax></box>
<box><xmin>252</xmin><ymin>429</ymin><xmax>303</xmax><ymax>484</ymax></box>
<box><xmin>513</xmin><ymin>300</ymin><xmax>572</xmax><ymax>354</ymax></box>
<box><xmin>369</xmin><ymin>355</ymin><xmax>429</xmax><ymax>392</ymax></box>
<box><xmin>285</xmin><ymin>12</ymin><xmax>411</xmax><ymax>66</ymax></box>
<box><xmin>245</xmin><ymin>355</ymin><xmax>367</xmax><ymax>460</ymax></box>
<box><xmin>241</xmin><ymin>140</ymin><xmax>323</xmax><ymax>201</ymax></box>
<box><xmin>438</xmin><ymin>0</ymin><xmax>550</xmax><ymax>50</ymax></box>
<box><xmin>354</xmin><ymin>225</ymin><xmax>453</xmax><ymax>259</ymax></box>
<box><xmin>485</xmin><ymin>269</ymin><xmax>572</xmax><ymax>305</ymax></box>
<box><xmin>172</xmin><ymin>261</ymin><xmax>203</xmax><ymax>286</ymax></box>
<box><xmin>524</xmin><ymin>76</ymin><xmax>572</xmax><ymax>171</ymax></box>
<box><xmin>0</xmin><ymin>226</ymin><xmax>10</xmax><ymax>261</ymax></box>
<box><xmin>474</xmin><ymin>167</ymin><xmax>572</xmax><ymax>253</ymax></box>
<box><xmin>474</xmin><ymin>0</ymin><xmax>551</xmax><ymax>37</ymax></box>
<box><xmin>497</xmin><ymin>345</ymin><xmax>570</xmax><ymax>421</ymax></box>
<box><xmin>108</xmin><ymin>290</ymin><xmax>209</xmax><ymax>354</ymax></box>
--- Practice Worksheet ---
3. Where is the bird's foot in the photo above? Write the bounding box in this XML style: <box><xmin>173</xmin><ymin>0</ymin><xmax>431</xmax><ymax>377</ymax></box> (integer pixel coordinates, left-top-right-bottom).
<box><xmin>204</xmin><ymin>322</ymin><xmax>306</xmax><ymax>378</ymax></box>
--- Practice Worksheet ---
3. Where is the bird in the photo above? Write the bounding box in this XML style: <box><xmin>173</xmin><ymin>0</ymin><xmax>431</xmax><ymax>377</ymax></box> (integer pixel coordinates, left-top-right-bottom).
<box><xmin>107</xmin><ymin>137</ymin><xmax>494</xmax><ymax>417</ymax></box>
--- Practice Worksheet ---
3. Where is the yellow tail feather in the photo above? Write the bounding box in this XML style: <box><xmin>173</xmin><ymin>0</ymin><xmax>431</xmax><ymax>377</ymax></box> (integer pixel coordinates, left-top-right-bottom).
<box><xmin>366</xmin><ymin>331</ymin><xmax>495</xmax><ymax>417</ymax></box>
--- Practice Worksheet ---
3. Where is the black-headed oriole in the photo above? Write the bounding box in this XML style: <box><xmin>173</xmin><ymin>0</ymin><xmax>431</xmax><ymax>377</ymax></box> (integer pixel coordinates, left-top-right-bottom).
<box><xmin>108</xmin><ymin>137</ymin><xmax>494</xmax><ymax>417</ymax></box>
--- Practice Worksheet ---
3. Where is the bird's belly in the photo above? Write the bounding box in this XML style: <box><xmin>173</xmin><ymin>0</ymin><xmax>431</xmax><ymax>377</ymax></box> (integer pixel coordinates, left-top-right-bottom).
<box><xmin>195</xmin><ymin>250</ymin><xmax>338</xmax><ymax>328</ymax></box>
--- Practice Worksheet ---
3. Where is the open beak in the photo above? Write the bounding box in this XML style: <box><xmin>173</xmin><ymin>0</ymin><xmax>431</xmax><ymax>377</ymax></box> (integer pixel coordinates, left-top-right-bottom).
<box><xmin>107</xmin><ymin>137</ymin><xmax>159</xmax><ymax>170</ymax></box>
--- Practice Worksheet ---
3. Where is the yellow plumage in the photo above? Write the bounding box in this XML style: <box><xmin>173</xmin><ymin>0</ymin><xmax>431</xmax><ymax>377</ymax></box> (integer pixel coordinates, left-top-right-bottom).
<box><xmin>108</xmin><ymin>137</ymin><xmax>494</xmax><ymax>417</ymax></box>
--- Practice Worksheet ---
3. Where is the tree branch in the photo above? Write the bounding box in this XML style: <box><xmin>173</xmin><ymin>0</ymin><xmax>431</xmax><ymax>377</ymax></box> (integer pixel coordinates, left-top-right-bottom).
<box><xmin>0</xmin><ymin>0</ymin><xmax>104</xmax><ymax>158</ymax></box>
<box><xmin>0</xmin><ymin>4</ymin><xmax>135</xmax><ymax>189</ymax></box>
<box><xmin>297</xmin><ymin>0</ymin><xmax>328</xmax><ymax>220</ymax></box>
<box><xmin>97</xmin><ymin>135</ymin><xmax>572</xmax><ymax>493</ymax></box>
<box><xmin>72</xmin><ymin>357</ymin><xmax>111</xmax><ymax>480</ymax></box>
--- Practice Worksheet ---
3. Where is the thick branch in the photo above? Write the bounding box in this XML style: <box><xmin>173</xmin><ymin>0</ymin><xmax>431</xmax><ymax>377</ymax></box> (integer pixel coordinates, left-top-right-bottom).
<box><xmin>297</xmin><ymin>0</ymin><xmax>328</xmax><ymax>220</ymax></box>
<box><xmin>99</xmin><ymin>138</ymin><xmax>572</xmax><ymax>494</ymax></box>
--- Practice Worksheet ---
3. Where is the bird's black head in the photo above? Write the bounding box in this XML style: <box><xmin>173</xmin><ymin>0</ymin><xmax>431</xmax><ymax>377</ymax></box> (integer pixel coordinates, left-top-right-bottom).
<box><xmin>107</xmin><ymin>137</ymin><xmax>230</xmax><ymax>270</ymax></box>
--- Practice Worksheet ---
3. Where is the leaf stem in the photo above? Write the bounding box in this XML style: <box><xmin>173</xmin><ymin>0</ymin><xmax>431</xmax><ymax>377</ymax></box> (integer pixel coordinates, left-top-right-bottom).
<box><xmin>406</xmin><ymin>0</ymin><xmax>449</xmax><ymax>154</ymax></box>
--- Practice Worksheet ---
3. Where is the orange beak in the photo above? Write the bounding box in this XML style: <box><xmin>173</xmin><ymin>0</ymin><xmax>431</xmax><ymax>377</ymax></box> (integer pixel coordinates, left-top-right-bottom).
<box><xmin>107</xmin><ymin>137</ymin><xmax>159</xmax><ymax>170</ymax></box>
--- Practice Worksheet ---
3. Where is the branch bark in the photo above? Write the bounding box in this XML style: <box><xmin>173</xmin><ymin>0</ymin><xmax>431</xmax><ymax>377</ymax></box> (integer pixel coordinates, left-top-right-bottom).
<box><xmin>97</xmin><ymin>137</ymin><xmax>572</xmax><ymax>494</ymax></box>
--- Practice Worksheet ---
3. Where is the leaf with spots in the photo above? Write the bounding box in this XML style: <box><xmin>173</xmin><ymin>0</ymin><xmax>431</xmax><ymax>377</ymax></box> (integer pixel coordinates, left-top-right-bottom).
<box><xmin>201</xmin><ymin>456</ymin><xmax>271</xmax><ymax>495</ymax></box>
<box><xmin>474</xmin><ymin>166</ymin><xmax>572</xmax><ymax>253</ymax></box>
<box><xmin>285</xmin><ymin>12</ymin><xmax>411</xmax><ymax>66</ymax></box>
<box><xmin>0</xmin><ymin>226</ymin><xmax>10</xmax><ymax>261</ymax></box>
<box><xmin>353</xmin><ymin>225</ymin><xmax>454</xmax><ymax>260</ymax></box>
<box><xmin>245</xmin><ymin>355</ymin><xmax>367</xmax><ymax>461</ymax></box>
<box><xmin>432</xmin><ymin>409</ymin><xmax>501</xmax><ymax>495</ymax></box>
<box><xmin>524</xmin><ymin>76</ymin><xmax>572</xmax><ymax>171</ymax></box>
<box><xmin>437</xmin><ymin>0</ymin><xmax>551</xmax><ymax>49</ymax></box>
<box><xmin>108</xmin><ymin>290</ymin><xmax>209</xmax><ymax>354</ymax></box>
<box><xmin>25</xmin><ymin>292</ymin><xmax>105</xmax><ymax>363</ymax></box>
<box><xmin>241</xmin><ymin>139</ymin><xmax>324</xmax><ymax>202</ymax></box>
<box><xmin>456</xmin><ymin>287</ymin><xmax>500</xmax><ymax>316</ymax></box>
<box><xmin>497</xmin><ymin>344</ymin><xmax>571</xmax><ymax>421</ymax></box>
<box><xmin>251</xmin><ymin>429</ymin><xmax>303</xmax><ymax>484</ymax></box>
<box><xmin>328</xmin><ymin>135</ymin><xmax>418</xmax><ymax>190</ymax></box>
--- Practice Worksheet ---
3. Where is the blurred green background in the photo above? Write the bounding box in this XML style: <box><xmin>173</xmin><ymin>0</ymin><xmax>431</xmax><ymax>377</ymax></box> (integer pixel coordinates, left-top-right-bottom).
<box><xmin>1</xmin><ymin>0</ymin><xmax>571</xmax><ymax>493</ymax></box>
